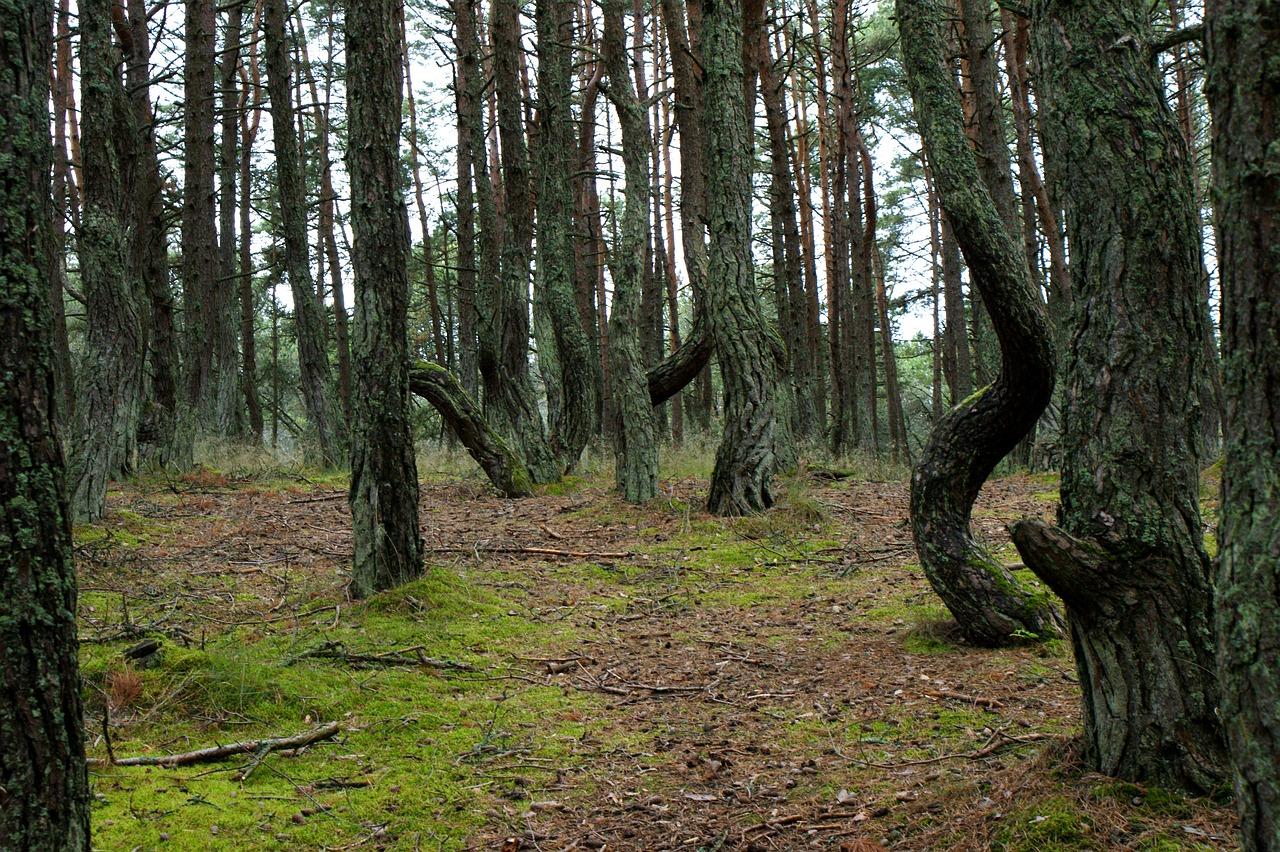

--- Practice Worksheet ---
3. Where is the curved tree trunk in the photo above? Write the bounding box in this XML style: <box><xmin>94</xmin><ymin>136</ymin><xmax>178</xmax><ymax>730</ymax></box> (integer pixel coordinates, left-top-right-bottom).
<box><xmin>703</xmin><ymin>0</ymin><xmax>779</xmax><ymax>515</ymax></box>
<box><xmin>0</xmin><ymin>4</ymin><xmax>91</xmax><ymax>847</ymax></box>
<box><xmin>346</xmin><ymin>0</ymin><xmax>424</xmax><ymax>598</ymax></box>
<box><xmin>69</xmin><ymin>0</ymin><xmax>147</xmax><ymax>521</ymax></box>
<box><xmin>1206</xmin><ymin>0</ymin><xmax>1280</xmax><ymax>843</ymax></box>
<box><xmin>409</xmin><ymin>363</ymin><xmax>534</xmax><ymax>498</ymax></box>
<box><xmin>896</xmin><ymin>0</ymin><xmax>1060</xmax><ymax>646</ymax></box>
<box><xmin>264</xmin><ymin>0</ymin><xmax>346</xmax><ymax>467</ymax></box>
<box><xmin>1009</xmin><ymin>0</ymin><xmax>1228</xmax><ymax>792</ymax></box>
<box><xmin>603</xmin><ymin>0</ymin><xmax>660</xmax><ymax>503</ymax></box>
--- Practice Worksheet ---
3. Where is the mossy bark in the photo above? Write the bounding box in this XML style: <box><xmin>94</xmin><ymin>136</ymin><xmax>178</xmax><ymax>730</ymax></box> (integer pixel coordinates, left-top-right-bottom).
<box><xmin>264</xmin><ymin>0</ymin><xmax>346</xmax><ymax>467</ymax></box>
<box><xmin>602</xmin><ymin>0</ymin><xmax>660</xmax><ymax>503</ymax></box>
<box><xmin>1206</xmin><ymin>0</ymin><xmax>1280</xmax><ymax>843</ymax></box>
<box><xmin>68</xmin><ymin>0</ymin><xmax>146</xmax><ymax>521</ymax></box>
<box><xmin>703</xmin><ymin>0</ymin><xmax>779</xmax><ymax>515</ymax></box>
<box><xmin>535</xmin><ymin>0</ymin><xmax>600</xmax><ymax>471</ymax></box>
<box><xmin>408</xmin><ymin>363</ymin><xmax>534</xmax><ymax>498</ymax></box>
<box><xmin>896</xmin><ymin>0</ymin><xmax>1060</xmax><ymax>646</ymax></box>
<box><xmin>456</xmin><ymin>0</ymin><xmax>559</xmax><ymax>484</ymax></box>
<box><xmin>345</xmin><ymin>0</ymin><xmax>424</xmax><ymax>598</ymax></box>
<box><xmin>0</xmin><ymin>2</ymin><xmax>91</xmax><ymax>846</ymax></box>
<box><xmin>1010</xmin><ymin>0</ymin><xmax>1227</xmax><ymax>792</ymax></box>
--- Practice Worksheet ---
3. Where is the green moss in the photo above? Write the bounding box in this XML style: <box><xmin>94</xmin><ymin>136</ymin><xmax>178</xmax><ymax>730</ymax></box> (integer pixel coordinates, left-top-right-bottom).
<box><xmin>992</xmin><ymin>796</ymin><xmax>1096</xmax><ymax>851</ymax></box>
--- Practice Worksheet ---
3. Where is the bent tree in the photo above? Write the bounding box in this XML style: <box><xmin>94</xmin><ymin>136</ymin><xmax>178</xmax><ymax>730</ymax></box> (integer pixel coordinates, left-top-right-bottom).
<box><xmin>0</xmin><ymin>1</ymin><xmax>91</xmax><ymax>845</ymax></box>
<box><xmin>345</xmin><ymin>0</ymin><xmax>424</xmax><ymax>596</ymax></box>
<box><xmin>1207</xmin><ymin>0</ymin><xmax>1280</xmax><ymax>843</ymax></box>
<box><xmin>703</xmin><ymin>0</ymin><xmax>780</xmax><ymax>515</ymax></box>
<box><xmin>896</xmin><ymin>0</ymin><xmax>1060</xmax><ymax>645</ymax></box>
<box><xmin>1010</xmin><ymin>0</ymin><xmax>1226</xmax><ymax>791</ymax></box>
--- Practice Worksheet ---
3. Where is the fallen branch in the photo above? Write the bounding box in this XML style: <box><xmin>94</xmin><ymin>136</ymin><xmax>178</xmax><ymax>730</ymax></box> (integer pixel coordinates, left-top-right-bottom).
<box><xmin>285</xmin><ymin>641</ymin><xmax>475</xmax><ymax>671</ymax></box>
<box><xmin>88</xmin><ymin>722</ymin><xmax>341</xmax><ymax>768</ymax></box>
<box><xmin>425</xmin><ymin>545</ymin><xmax>633</xmax><ymax>560</ymax></box>
<box><xmin>923</xmin><ymin>688</ymin><xmax>1005</xmax><ymax>710</ymax></box>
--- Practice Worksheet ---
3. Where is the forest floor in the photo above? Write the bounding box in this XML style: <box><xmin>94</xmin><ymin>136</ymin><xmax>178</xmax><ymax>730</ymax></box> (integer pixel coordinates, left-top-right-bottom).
<box><xmin>77</xmin><ymin>451</ymin><xmax>1237</xmax><ymax>851</ymax></box>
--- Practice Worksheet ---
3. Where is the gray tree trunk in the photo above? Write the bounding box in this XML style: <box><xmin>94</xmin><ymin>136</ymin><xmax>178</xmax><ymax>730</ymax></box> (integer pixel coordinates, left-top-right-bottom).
<box><xmin>603</xmin><ymin>0</ymin><xmax>660</xmax><ymax>503</ymax></box>
<box><xmin>68</xmin><ymin>0</ymin><xmax>147</xmax><ymax>521</ymax></box>
<box><xmin>1011</xmin><ymin>0</ymin><xmax>1228</xmax><ymax>792</ymax></box>
<box><xmin>896</xmin><ymin>0</ymin><xmax>1060</xmax><ymax>646</ymax></box>
<box><xmin>264</xmin><ymin>0</ymin><xmax>346</xmax><ymax>466</ymax></box>
<box><xmin>345</xmin><ymin>0</ymin><xmax>424</xmax><ymax>597</ymax></box>
<box><xmin>0</xmin><ymin>4</ymin><xmax>90</xmax><ymax>845</ymax></box>
<box><xmin>703</xmin><ymin>0</ymin><xmax>779</xmax><ymax>515</ymax></box>
<box><xmin>1206</xmin><ymin>0</ymin><xmax>1280</xmax><ymax>843</ymax></box>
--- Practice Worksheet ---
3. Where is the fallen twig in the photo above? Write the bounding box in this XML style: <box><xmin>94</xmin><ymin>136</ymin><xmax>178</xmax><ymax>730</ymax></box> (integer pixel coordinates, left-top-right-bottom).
<box><xmin>88</xmin><ymin>722</ymin><xmax>341</xmax><ymax>768</ymax></box>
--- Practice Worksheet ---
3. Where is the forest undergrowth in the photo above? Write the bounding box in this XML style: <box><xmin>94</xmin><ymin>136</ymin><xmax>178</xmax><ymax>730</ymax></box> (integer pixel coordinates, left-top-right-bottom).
<box><xmin>75</xmin><ymin>447</ymin><xmax>1236</xmax><ymax>850</ymax></box>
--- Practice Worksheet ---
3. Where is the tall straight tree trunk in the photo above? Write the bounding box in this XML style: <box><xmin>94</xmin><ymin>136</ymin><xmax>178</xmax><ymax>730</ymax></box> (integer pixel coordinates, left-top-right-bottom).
<box><xmin>68</xmin><ymin>0</ymin><xmax>147</xmax><ymax>521</ymax></box>
<box><xmin>759</xmin><ymin>31</ymin><xmax>814</xmax><ymax>445</ymax></box>
<box><xmin>896</xmin><ymin>0</ymin><xmax>1060</xmax><ymax>646</ymax></box>
<box><xmin>463</xmin><ymin>0</ymin><xmax>558</xmax><ymax>478</ymax></box>
<box><xmin>264</xmin><ymin>0</ymin><xmax>346</xmax><ymax>466</ymax></box>
<box><xmin>297</xmin><ymin>7</ymin><xmax>353</xmax><ymax>418</ymax></box>
<box><xmin>603</xmin><ymin>0</ymin><xmax>660</xmax><ymax>502</ymax></box>
<box><xmin>703</xmin><ymin>0</ymin><xmax>778</xmax><ymax>514</ymax></box>
<box><xmin>452</xmin><ymin>25</ymin><xmax>480</xmax><ymax>398</ymax></box>
<box><xmin>345</xmin><ymin>0</ymin><xmax>424</xmax><ymax>596</ymax></box>
<box><xmin>1207</xmin><ymin>1</ymin><xmax>1280</xmax><ymax>844</ymax></box>
<box><xmin>1011</xmin><ymin>0</ymin><xmax>1227</xmax><ymax>792</ymax></box>
<box><xmin>182</xmin><ymin>0</ymin><xmax>220</xmax><ymax>437</ymax></box>
<box><xmin>239</xmin><ymin>21</ymin><xmax>265</xmax><ymax>442</ymax></box>
<box><xmin>536</xmin><ymin>0</ymin><xmax>600</xmax><ymax>470</ymax></box>
<box><xmin>402</xmin><ymin>22</ymin><xmax>447</xmax><ymax>366</ymax></box>
<box><xmin>0</xmin><ymin>4</ymin><xmax>90</xmax><ymax>845</ymax></box>
<box><xmin>215</xmin><ymin>1</ymin><xmax>243</xmax><ymax>434</ymax></box>
<box><xmin>49</xmin><ymin>0</ymin><xmax>74</xmax><ymax>426</ymax></box>
<box><xmin>125</xmin><ymin>0</ymin><xmax>180</xmax><ymax>463</ymax></box>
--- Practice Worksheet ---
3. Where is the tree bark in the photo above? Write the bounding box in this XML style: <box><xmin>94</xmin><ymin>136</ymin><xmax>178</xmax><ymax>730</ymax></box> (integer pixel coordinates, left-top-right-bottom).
<box><xmin>68</xmin><ymin>0</ymin><xmax>147</xmax><ymax>521</ymax></box>
<box><xmin>703</xmin><ymin>0</ymin><xmax>778</xmax><ymax>514</ymax></box>
<box><xmin>182</xmin><ymin>0</ymin><xmax>220</xmax><ymax>437</ymax></box>
<box><xmin>896</xmin><ymin>0</ymin><xmax>1060</xmax><ymax>646</ymax></box>
<box><xmin>345</xmin><ymin>0</ymin><xmax>425</xmax><ymax>597</ymax></box>
<box><xmin>264</xmin><ymin>0</ymin><xmax>346</xmax><ymax>466</ymax></box>
<box><xmin>239</xmin><ymin>18</ymin><xmax>265</xmax><ymax>442</ymax></box>
<box><xmin>214</xmin><ymin>1</ymin><xmax>244</xmax><ymax>434</ymax></box>
<box><xmin>1206</xmin><ymin>0</ymin><xmax>1280</xmax><ymax>843</ymax></box>
<box><xmin>536</xmin><ymin>0</ymin><xmax>601</xmax><ymax>469</ymax></box>
<box><xmin>603</xmin><ymin>0</ymin><xmax>660</xmax><ymax>502</ymax></box>
<box><xmin>1010</xmin><ymin>0</ymin><xmax>1227</xmax><ymax>792</ymax></box>
<box><xmin>409</xmin><ymin>363</ymin><xmax>534</xmax><ymax>498</ymax></box>
<box><xmin>0</xmin><ymin>4</ymin><xmax>91</xmax><ymax>845</ymax></box>
<box><xmin>125</xmin><ymin>0</ymin><xmax>181</xmax><ymax>464</ymax></box>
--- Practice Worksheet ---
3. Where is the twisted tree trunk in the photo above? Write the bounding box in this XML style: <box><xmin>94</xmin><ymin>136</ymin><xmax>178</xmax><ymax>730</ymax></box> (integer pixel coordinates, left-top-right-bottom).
<box><xmin>703</xmin><ymin>0</ymin><xmax>779</xmax><ymax>514</ymax></box>
<box><xmin>896</xmin><ymin>0</ymin><xmax>1060</xmax><ymax>646</ymax></box>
